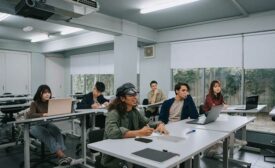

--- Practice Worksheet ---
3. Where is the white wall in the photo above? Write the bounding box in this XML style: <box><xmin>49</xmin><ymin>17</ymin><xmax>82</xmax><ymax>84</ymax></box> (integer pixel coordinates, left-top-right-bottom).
<box><xmin>45</xmin><ymin>55</ymin><xmax>66</xmax><ymax>98</ymax></box>
<box><xmin>139</xmin><ymin>43</ymin><xmax>171</xmax><ymax>101</ymax></box>
<box><xmin>31</xmin><ymin>52</ymin><xmax>45</xmax><ymax>95</ymax></box>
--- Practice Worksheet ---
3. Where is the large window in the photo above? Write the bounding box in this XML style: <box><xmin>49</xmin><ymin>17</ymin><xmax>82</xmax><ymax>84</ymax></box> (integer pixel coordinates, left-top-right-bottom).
<box><xmin>172</xmin><ymin>68</ymin><xmax>275</xmax><ymax>133</ymax></box>
<box><xmin>71</xmin><ymin>74</ymin><xmax>114</xmax><ymax>96</ymax></box>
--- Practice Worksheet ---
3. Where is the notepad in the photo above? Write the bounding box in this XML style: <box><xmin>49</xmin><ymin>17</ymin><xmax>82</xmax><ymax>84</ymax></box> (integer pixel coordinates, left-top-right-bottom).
<box><xmin>132</xmin><ymin>148</ymin><xmax>179</xmax><ymax>162</ymax></box>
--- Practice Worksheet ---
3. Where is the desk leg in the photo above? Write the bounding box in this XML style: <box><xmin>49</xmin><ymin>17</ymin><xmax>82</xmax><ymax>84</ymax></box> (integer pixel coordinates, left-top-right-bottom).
<box><xmin>193</xmin><ymin>154</ymin><xmax>200</xmax><ymax>168</ymax></box>
<box><xmin>24</xmin><ymin>124</ymin><xmax>30</xmax><ymax>168</ymax></box>
<box><xmin>241</xmin><ymin>126</ymin><xmax>246</xmax><ymax>140</ymax></box>
<box><xmin>223</xmin><ymin>137</ymin><xmax>229</xmax><ymax>168</ymax></box>
<box><xmin>81</xmin><ymin>115</ymin><xmax>87</xmax><ymax>166</ymax></box>
<box><xmin>229</xmin><ymin>133</ymin><xmax>235</xmax><ymax>158</ymax></box>
<box><xmin>91</xmin><ymin>114</ymin><xmax>95</xmax><ymax>130</ymax></box>
<box><xmin>184</xmin><ymin>158</ymin><xmax>192</xmax><ymax>168</ymax></box>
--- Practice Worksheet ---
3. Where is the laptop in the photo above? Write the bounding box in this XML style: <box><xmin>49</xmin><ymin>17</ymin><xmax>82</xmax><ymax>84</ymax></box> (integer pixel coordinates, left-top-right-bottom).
<box><xmin>47</xmin><ymin>98</ymin><xmax>72</xmax><ymax>116</ymax></box>
<box><xmin>234</xmin><ymin>95</ymin><xmax>259</xmax><ymax>110</ymax></box>
<box><xmin>186</xmin><ymin>105</ymin><xmax>224</xmax><ymax>125</ymax></box>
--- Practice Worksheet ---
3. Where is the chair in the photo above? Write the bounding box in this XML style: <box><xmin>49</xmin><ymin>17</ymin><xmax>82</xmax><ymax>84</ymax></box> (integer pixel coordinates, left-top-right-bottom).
<box><xmin>88</xmin><ymin>129</ymin><xmax>105</xmax><ymax>168</ymax></box>
<box><xmin>143</xmin><ymin>99</ymin><xmax>159</xmax><ymax>121</ymax></box>
<box><xmin>199</xmin><ymin>104</ymin><xmax>205</xmax><ymax>116</ymax></box>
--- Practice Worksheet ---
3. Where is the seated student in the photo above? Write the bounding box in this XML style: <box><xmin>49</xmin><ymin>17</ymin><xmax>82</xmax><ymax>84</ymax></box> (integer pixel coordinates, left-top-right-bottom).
<box><xmin>27</xmin><ymin>85</ymin><xmax>73</xmax><ymax>166</ymax></box>
<box><xmin>203</xmin><ymin>80</ymin><xmax>225</xmax><ymax>113</ymax></box>
<box><xmin>101</xmin><ymin>83</ymin><xmax>168</xmax><ymax>168</ymax></box>
<box><xmin>145</xmin><ymin>80</ymin><xmax>167</xmax><ymax>118</ymax></box>
<box><xmin>159</xmin><ymin>82</ymin><xmax>198</xmax><ymax>124</ymax></box>
<box><xmin>77</xmin><ymin>81</ymin><xmax>109</xmax><ymax>128</ymax></box>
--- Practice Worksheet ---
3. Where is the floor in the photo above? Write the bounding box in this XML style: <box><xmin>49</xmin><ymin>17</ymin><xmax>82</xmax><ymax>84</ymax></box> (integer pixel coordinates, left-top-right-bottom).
<box><xmin>0</xmin><ymin>135</ymin><xmax>275</xmax><ymax>168</ymax></box>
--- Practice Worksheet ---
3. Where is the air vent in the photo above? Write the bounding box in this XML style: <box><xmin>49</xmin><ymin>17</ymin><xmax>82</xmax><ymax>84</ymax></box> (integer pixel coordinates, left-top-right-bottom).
<box><xmin>144</xmin><ymin>45</ymin><xmax>155</xmax><ymax>58</ymax></box>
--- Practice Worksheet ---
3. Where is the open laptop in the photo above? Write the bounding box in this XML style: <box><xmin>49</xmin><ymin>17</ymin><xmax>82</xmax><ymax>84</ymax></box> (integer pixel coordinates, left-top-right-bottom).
<box><xmin>47</xmin><ymin>98</ymin><xmax>72</xmax><ymax>116</ymax></box>
<box><xmin>234</xmin><ymin>95</ymin><xmax>259</xmax><ymax>110</ymax></box>
<box><xmin>186</xmin><ymin>105</ymin><xmax>224</xmax><ymax>125</ymax></box>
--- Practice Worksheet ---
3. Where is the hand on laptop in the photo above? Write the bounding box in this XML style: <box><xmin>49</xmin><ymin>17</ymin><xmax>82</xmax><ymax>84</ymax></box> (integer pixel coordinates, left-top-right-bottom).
<box><xmin>43</xmin><ymin>113</ymin><xmax>48</xmax><ymax>117</ymax></box>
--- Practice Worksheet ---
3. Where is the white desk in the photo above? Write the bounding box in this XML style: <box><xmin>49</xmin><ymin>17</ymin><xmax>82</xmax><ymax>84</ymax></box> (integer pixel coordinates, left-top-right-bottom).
<box><xmin>88</xmin><ymin>123</ymin><xmax>229</xmax><ymax>168</ymax></box>
<box><xmin>269</xmin><ymin>108</ymin><xmax>275</xmax><ymax>116</ymax></box>
<box><xmin>222</xmin><ymin>105</ymin><xmax>266</xmax><ymax>114</ymax></box>
<box><xmin>184</xmin><ymin>114</ymin><xmax>256</xmax><ymax>167</ymax></box>
<box><xmin>0</xmin><ymin>102</ymin><xmax>31</xmax><ymax>109</ymax></box>
<box><xmin>0</xmin><ymin>96</ymin><xmax>32</xmax><ymax>102</ymax></box>
<box><xmin>10</xmin><ymin>110</ymin><xmax>100</xmax><ymax>168</ymax></box>
<box><xmin>138</xmin><ymin>101</ymin><xmax>164</xmax><ymax>108</ymax></box>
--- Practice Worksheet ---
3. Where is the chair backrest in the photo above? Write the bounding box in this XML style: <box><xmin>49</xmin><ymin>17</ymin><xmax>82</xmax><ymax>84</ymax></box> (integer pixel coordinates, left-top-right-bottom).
<box><xmin>199</xmin><ymin>104</ymin><xmax>205</xmax><ymax>115</ymax></box>
<box><xmin>142</xmin><ymin>98</ymin><xmax>149</xmax><ymax>105</ymax></box>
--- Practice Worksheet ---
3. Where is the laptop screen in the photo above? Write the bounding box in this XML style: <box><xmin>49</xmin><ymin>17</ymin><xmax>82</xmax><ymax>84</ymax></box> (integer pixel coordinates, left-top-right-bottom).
<box><xmin>245</xmin><ymin>95</ymin><xmax>258</xmax><ymax>110</ymax></box>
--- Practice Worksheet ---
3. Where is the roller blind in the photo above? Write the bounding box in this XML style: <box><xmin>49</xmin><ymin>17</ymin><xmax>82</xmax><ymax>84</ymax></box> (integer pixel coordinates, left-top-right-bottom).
<box><xmin>171</xmin><ymin>36</ymin><xmax>242</xmax><ymax>69</ymax></box>
<box><xmin>70</xmin><ymin>50</ymin><xmax>114</xmax><ymax>74</ymax></box>
<box><xmin>244</xmin><ymin>32</ymin><xmax>275</xmax><ymax>69</ymax></box>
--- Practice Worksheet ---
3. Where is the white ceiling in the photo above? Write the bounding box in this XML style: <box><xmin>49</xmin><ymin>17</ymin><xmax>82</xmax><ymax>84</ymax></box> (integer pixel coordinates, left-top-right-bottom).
<box><xmin>0</xmin><ymin>0</ymin><xmax>275</xmax><ymax>43</ymax></box>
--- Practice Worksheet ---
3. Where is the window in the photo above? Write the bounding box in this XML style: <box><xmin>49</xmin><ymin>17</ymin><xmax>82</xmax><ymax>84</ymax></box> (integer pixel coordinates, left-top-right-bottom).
<box><xmin>71</xmin><ymin>74</ymin><xmax>114</xmax><ymax>96</ymax></box>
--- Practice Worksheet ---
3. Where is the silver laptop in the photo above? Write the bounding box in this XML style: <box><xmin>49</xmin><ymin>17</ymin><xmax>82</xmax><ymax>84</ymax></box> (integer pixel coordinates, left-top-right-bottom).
<box><xmin>234</xmin><ymin>95</ymin><xmax>259</xmax><ymax>110</ymax></box>
<box><xmin>47</xmin><ymin>98</ymin><xmax>72</xmax><ymax>116</ymax></box>
<box><xmin>187</xmin><ymin>105</ymin><xmax>224</xmax><ymax>125</ymax></box>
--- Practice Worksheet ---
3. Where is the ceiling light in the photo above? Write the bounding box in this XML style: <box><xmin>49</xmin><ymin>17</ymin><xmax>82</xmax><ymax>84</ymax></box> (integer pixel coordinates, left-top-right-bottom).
<box><xmin>60</xmin><ymin>27</ymin><xmax>83</xmax><ymax>35</ymax></box>
<box><xmin>140</xmin><ymin>0</ymin><xmax>199</xmax><ymax>14</ymax></box>
<box><xmin>23</xmin><ymin>26</ymin><xmax>33</xmax><ymax>32</ymax></box>
<box><xmin>31</xmin><ymin>34</ymin><xmax>49</xmax><ymax>43</ymax></box>
<box><xmin>0</xmin><ymin>12</ymin><xmax>10</xmax><ymax>21</ymax></box>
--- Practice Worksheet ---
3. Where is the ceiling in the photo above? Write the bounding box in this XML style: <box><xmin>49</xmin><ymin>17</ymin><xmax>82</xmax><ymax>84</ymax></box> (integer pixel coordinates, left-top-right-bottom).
<box><xmin>0</xmin><ymin>0</ymin><xmax>275</xmax><ymax>43</ymax></box>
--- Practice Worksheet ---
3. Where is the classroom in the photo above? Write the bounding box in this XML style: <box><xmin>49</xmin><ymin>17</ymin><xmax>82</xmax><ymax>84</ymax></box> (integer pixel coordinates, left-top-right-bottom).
<box><xmin>0</xmin><ymin>0</ymin><xmax>275</xmax><ymax>168</ymax></box>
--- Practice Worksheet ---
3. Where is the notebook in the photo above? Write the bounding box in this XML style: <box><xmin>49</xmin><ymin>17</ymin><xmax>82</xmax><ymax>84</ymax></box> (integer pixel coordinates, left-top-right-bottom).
<box><xmin>186</xmin><ymin>105</ymin><xmax>223</xmax><ymax>125</ymax></box>
<box><xmin>132</xmin><ymin>148</ymin><xmax>179</xmax><ymax>162</ymax></box>
<box><xmin>47</xmin><ymin>98</ymin><xmax>72</xmax><ymax>116</ymax></box>
<box><xmin>234</xmin><ymin>95</ymin><xmax>259</xmax><ymax>110</ymax></box>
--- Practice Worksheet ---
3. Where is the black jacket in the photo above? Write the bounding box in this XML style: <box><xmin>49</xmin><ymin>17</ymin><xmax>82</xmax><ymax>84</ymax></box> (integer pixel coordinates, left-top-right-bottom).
<box><xmin>77</xmin><ymin>92</ymin><xmax>109</xmax><ymax>109</ymax></box>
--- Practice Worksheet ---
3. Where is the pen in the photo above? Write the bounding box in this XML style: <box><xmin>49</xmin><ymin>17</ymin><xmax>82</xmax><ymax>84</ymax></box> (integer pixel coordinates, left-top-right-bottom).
<box><xmin>186</xmin><ymin>129</ymin><xmax>196</xmax><ymax>134</ymax></box>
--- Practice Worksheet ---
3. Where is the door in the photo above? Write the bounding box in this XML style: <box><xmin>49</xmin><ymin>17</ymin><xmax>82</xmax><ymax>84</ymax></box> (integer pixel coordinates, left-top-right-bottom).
<box><xmin>45</xmin><ymin>56</ymin><xmax>65</xmax><ymax>98</ymax></box>
<box><xmin>0</xmin><ymin>51</ymin><xmax>5</xmax><ymax>95</ymax></box>
<box><xmin>5</xmin><ymin>51</ymin><xmax>31</xmax><ymax>95</ymax></box>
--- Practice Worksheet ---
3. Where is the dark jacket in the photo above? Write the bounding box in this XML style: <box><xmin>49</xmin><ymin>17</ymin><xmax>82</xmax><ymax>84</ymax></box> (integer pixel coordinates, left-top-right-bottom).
<box><xmin>77</xmin><ymin>92</ymin><xmax>108</xmax><ymax>109</ymax></box>
<box><xmin>159</xmin><ymin>95</ymin><xmax>199</xmax><ymax>124</ymax></box>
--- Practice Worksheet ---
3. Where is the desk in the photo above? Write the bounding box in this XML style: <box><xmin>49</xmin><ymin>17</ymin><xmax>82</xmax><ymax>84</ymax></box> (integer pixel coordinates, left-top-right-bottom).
<box><xmin>10</xmin><ymin>111</ymin><xmax>99</xmax><ymax>168</ymax></box>
<box><xmin>222</xmin><ymin>105</ymin><xmax>266</xmax><ymax>114</ymax></box>
<box><xmin>88</xmin><ymin>123</ymin><xmax>229</xmax><ymax>168</ymax></box>
<box><xmin>184</xmin><ymin>114</ymin><xmax>255</xmax><ymax>167</ymax></box>
<box><xmin>0</xmin><ymin>96</ymin><xmax>33</xmax><ymax>102</ymax></box>
<box><xmin>138</xmin><ymin>101</ymin><xmax>164</xmax><ymax>108</ymax></box>
<box><xmin>0</xmin><ymin>102</ymin><xmax>31</xmax><ymax>109</ymax></box>
<box><xmin>269</xmin><ymin>108</ymin><xmax>275</xmax><ymax>116</ymax></box>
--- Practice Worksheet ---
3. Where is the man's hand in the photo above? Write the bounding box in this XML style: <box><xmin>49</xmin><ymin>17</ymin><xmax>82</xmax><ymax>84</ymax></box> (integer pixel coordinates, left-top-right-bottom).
<box><xmin>43</xmin><ymin>113</ymin><xmax>48</xmax><ymax>117</ymax></box>
<box><xmin>155</xmin><ymin>123</ymin><xmax>169</xmax><ymax>135</ymax></box>
<box><xmin>139</xmin><ymin>126</ymin><xmax>154</xmax><ymax>136</ymax></box>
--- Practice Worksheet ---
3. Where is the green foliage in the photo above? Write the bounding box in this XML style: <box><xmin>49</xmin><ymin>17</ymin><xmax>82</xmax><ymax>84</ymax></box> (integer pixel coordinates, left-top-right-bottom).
<box><xmin>174</xmin><ymin>70</ymin><xmax>198</xmax><ymax>84</ymax></box>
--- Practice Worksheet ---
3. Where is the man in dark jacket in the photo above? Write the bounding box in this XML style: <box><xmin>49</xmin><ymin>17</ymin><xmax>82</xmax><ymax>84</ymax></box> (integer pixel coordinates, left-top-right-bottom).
<box><xmin>159</xmin><ymin>82</ymin><xmax>198</xmax><ymax>124</ymax></box>
<box><xmin>77</xmin><ymin>81</ymin><xmax>109</xmax><ymax>128</ymax></box>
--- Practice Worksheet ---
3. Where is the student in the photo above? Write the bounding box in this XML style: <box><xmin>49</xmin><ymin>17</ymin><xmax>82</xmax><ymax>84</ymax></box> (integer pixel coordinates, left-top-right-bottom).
<box><xmin>159</xmin><ymin>82</ymin><xmax>198</xmax><ymax>124</ymax></box>
<box><xmin>145</xmin><ymin>80</ymin><xmax>167</xmax><ymax>118</ymax></box>
<box><xmin>77</xmin><ymin>81</ymin><xmax>109</xmax><ymax>109</ymax></box>
<box><xmin>203</xmin><ymin>80</ymin><xmax>225</xmax><ymax>113</ymax></box>
<box><xmin>77</xmin><ymin>81</ymin><xmax>109</xmax><ymax>128</ymax></box>
<box><xmin>101</xmin><ymin>83</ymin><xmax>168</xmax><ymax>168</ymax></box>
<box><xmin>27</xmin><ymin>85</ymin><xmax>73</xmax><ymax>166</ymax></box>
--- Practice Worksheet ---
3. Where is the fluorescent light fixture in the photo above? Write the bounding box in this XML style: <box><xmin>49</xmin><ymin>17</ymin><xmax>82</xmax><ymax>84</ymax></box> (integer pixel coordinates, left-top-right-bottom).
<box><xmin>60</xmin><ymin>27</ymin><xmax>83</xmax><ymax>35</ymax></box>
<box><xmin>31</xmin><ymin>34</ymin><xmax>49</xmax><ymax>43</ymax></box>
<box><xmin>140</xmin><ymin>0</ymin><xmax>199</xmax><ymax>14</ymax></box>
<box><xmin>0</xmin><ymin>12</ymin><xmax>10</xmax><ymax>21</ymax></box>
